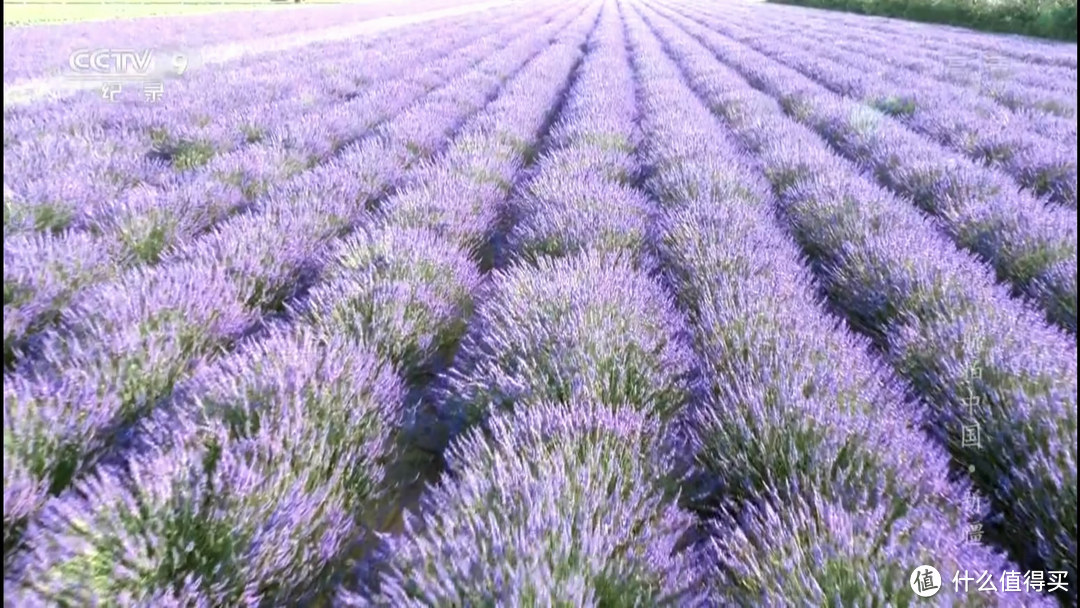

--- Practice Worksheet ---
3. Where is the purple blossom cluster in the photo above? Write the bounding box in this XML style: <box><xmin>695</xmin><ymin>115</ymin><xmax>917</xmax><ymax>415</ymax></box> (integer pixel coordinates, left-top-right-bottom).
<box><xmin>4</xmin><ymin>260</ymin><xmax>255</xmax><ymax>540</ymax></box>
<box><xmin>624</xmin><ymin>4</ymin><xmax>1049</xmax><ymax>604</ymax></box>
<box><xmin>3</xmin><ymin>3</ymin><xmax>597</xmax><ymax>594</ymax></box>
<box><xmin>654</xmin><ymin>4</ymin><xmax>1079</xmax><ymax>336</ymax></box>
<box><xmin>639</xmin><ymin>0</ymin><xmax>1077</xmax><ymax>599</ymax></box>
<box><xmin>11</xmin><ymin>327</ymin><xmax>404</xmax><ymax>605</ymax></box>
<box><xmin>437</xmin><ymin>251</ymin><xmax>697</xmax><ymax>435</ymax></box>
<box><xmin>346</xmin><ymin>401</ymin><xmax>709</xmax><ymax>606</ymax></box>
<box><xmin>302</xmin><ymin>226</ymin><xmax>483</xmax><ymax>383</ymax></box>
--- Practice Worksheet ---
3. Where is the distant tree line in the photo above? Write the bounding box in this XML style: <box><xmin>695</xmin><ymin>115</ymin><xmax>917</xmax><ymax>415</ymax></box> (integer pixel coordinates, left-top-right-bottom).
<box><xmin>769</xmin><ymin>0</ymin><xmax>1077</xmax><ymax>41</ymax></box>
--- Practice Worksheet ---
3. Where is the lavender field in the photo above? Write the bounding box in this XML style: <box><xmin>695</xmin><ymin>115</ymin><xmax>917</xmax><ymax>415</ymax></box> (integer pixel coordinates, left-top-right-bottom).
<box><xmin>3</xmin><ymin>0</ymin><xmax>1077</xmax><ymax>605</ymax></box>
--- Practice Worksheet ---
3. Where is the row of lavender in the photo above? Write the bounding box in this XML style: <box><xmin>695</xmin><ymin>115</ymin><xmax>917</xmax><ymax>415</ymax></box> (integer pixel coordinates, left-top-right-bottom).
<box><xmin>334</xmin><ymin>0</ymin><xmax>1065</xmax><ymax>603</ymax></box>
<box><xmin>623</xmin><ymin>0</ymin><xmax>1051</xmax><ymax>602</ymax></box>
<box><xmin>2</xmin><ymin>0</ymin><xmax>471</xmax><ymax>84</ymax></box>
<box><xmin>713</xmin><ymin>2</ymin><xmax>1078</xmax><ymax>114</ymax></box>
<box><xmin>2</xmin><ymin>1</ymin><xmax>549</xmax><ymax>225</ymax></box>
<box><xmin>779</xmin><ymin>2</ymin><xmax>1078</xmax><ymax>69</ymax></box>
<box><xmin>3</xmin><ymin>2</ymin><xmax>559</xmax><ymax>368</ymax></box>
<box><xmin>664</xmin><ymin>0</ymin><xmax>1078</xmax><ymax>209</ymax></box>
<box><xmin>3</xmin><ymin>3</ymin><xmax>595</xmax><ymax>598</ymax></box>
<box><xmin>2</xmin><ymin>1</ymin><xmax>552</xmax><ymax>150</ymax></box>
<box><xmin>342</xmin><ymin>3</ymin><xmax>711</xmax><ymax>601</ymax></box>
<box><xmin>642</xmin><ymin>0</ymin><xmax>1076</xmax><ymax>599</ymax></box>
<box><xmin>652</xmin><ymin>0</ymin><xmax>1079</xmax><ymax>338</ymax></box>
<box><xmin>748</xmin><ymin>2</ymin><xmax>1078</xmax><ymax>95</ymax></box>
<box><xmin>674</xmin><ymin>2</ymin><xmax>1078</xmax><ymax>209</ymax></box>
<box><xmin>5</xmin><ymin>9</ymin><xmax>489</xmax><ymax>150</ymax></box>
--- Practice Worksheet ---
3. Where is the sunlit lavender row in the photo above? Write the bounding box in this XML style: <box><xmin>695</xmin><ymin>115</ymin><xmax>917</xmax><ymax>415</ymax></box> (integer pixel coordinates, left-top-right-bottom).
<box><xmin>3</xmin><ymin>0</ymin><xmax>1076</xmax><ymax>605</ymax></box>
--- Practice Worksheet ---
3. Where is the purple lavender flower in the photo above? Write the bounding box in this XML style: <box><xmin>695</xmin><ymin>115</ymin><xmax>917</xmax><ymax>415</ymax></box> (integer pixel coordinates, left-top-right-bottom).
<box><xmin>301</xmin><ymin>224</ymin><xmax>482</xmax><ymax>381</ymax></box>
<box><xmin>708</xmin><ymin>489</ymin><xmax>1052</xmax><ymax>606</ymax></box>
<box><xmin>13</xmin><ymin>422</ymin><xmax>355</xmax><ymax>605</ymax></box>
<box><xmin>380</xmin><ymin>169</ymin><xmax>506</xmax><ymax>259</ymax></box>
<box><xmin>345</xmin><ymin>400</ymin><xmax>709</xmax><ymax>606</ymax></box>
<box><xmin>206</xmin><ymin>144</ymin><xmax>314</xmax><ymax>201</ymax></box>
<box><xmin>60</xmin><ymin>260</ymin><xmax>253</xmax><ymax>359</ymax></box>
<box><xmin>3</xmin><ymin>231</ymin><xmax>118</xmax><ymax>365</ymax></box>
<box><xmin>3</xmin><ymin>260</ymin><xmax>253</xmax><ymax>545</ymax></box>
<box><xmin>508</xmin><ymin>174</ymin><xmax>658</xmax><ymax>268</ymax></box>
<box><xmin>164</xmin><ymin>211</ymin><xmax>333</xmax><ymax>314</ymax></box>
<box><xmin>184</xmin><ymin>324</ymin><xmax>407</xmax><ymax>512</ymax></box>
<box><xmin>439</xmin><ymin>250</ymin><xmax>697</xmax><ymax>440</ymax></box>
<box><xmin>538</xmin><ymin>145</ymin><xmax>639</xmax><ymax>186</ymax></box>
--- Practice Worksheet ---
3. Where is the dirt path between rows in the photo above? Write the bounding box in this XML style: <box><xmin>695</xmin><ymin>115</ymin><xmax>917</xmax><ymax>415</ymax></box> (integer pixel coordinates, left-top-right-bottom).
<box><xmin>3</xmin><ymin>0</ymin><xmax>517</xmax><ymax>108</ymax></box>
